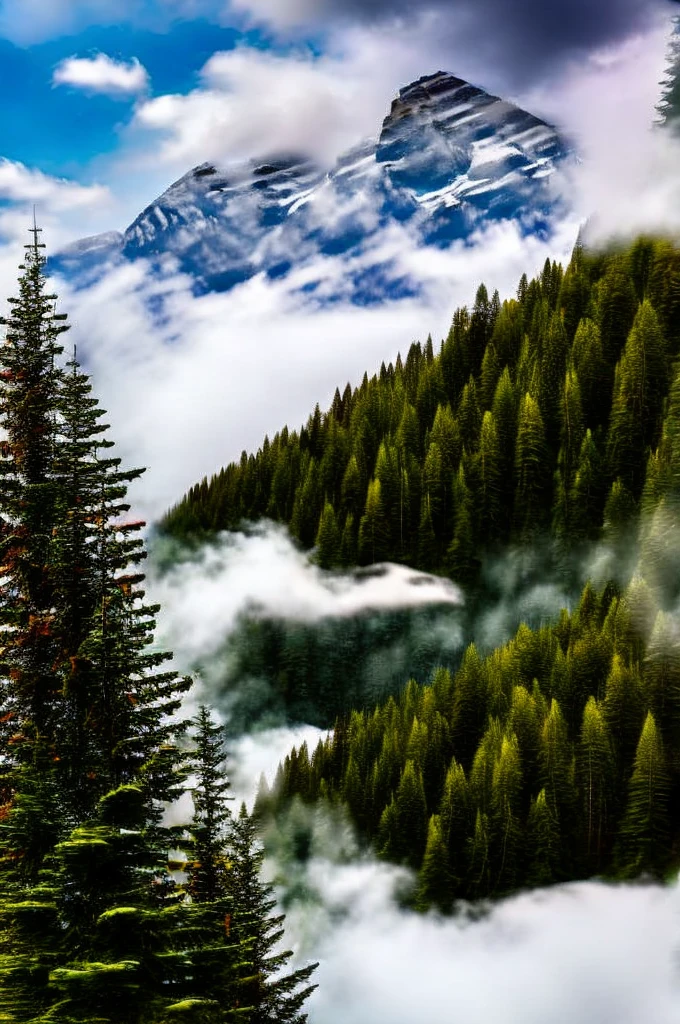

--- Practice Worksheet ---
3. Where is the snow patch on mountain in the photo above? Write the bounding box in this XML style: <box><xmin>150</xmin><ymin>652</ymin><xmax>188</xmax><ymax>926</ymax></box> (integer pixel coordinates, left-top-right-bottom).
<box><xmin>51</xmin><ymin>71</ymin><xmax>572</xmax><ymax>304</ymax></box>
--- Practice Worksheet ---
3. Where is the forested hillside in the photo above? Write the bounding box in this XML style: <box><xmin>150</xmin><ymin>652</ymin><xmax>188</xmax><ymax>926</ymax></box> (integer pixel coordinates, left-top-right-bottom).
<box><xmin>265</xmin><ymin>573</ymin><xmax>680</xmax><ymax>906</ymax></box>
<box><xmin>161</xmin><ymin>232</ymin><xmax>680</xmax><ymax>905</ymax></box>
<box><xmin>163</xmin><ymin>236</ymin><xmax>680</xmax><ymax>580</ymax></box>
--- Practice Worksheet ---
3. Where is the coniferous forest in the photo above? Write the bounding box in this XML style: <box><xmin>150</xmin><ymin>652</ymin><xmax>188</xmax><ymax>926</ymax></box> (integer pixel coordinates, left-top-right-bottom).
<box><xmin>162</xmin><ymin>233</ymin><xmax>680</xmax><ymax>907</ymax></box>
<box><xmin>6</xmin><ymin>5</ymin><xmax>680</xmax><ymax>1021</ymax></box>
<box><xmin>5</xmin><ymin>180</ymin><xmax>680</xmax><ymax>1022</ymax></box>
<box><xmin>0</xmin><ymin>234</ymin><xmax>317</xmax><ymax>1022</ymax></box>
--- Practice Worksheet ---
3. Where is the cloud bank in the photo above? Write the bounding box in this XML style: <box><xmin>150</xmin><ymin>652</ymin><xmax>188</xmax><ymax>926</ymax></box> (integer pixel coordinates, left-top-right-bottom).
<box><xmin>289</xmin><ymin>854</ymin><xmax>680</xmax><ymax>1024</ymax></box>
<box><xmin>0</xmin><ymin>159</ymin><xmax>110</xmax><ymax>212</ymax></box>
<box><xmin>133</xmin><ymin>43</ymin><xmax>392</xmax><ymax>169</ymax></box>
<box><xmin>53</xmin><ymin>54</ymin><xmax>150</xmax><ymax>97</ymax></box>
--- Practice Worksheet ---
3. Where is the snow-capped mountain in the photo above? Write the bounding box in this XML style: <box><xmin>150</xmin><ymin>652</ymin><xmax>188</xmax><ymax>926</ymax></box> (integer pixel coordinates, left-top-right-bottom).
<box><xmin>52</xmin><ymin>72</ymin><xmax>571</xmax><ymax>303</ymax></box>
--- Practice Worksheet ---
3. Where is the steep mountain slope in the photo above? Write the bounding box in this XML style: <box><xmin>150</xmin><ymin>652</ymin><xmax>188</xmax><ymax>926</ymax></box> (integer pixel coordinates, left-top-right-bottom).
<box><xmin>53</xmin><ymin>72</ymin><xmax>570</xmax><ymax>302</ymax></box>
<box><xmin>163</xmin><ymin>236</ymin><xmax>680</xmax><ymax>577</ymax></box>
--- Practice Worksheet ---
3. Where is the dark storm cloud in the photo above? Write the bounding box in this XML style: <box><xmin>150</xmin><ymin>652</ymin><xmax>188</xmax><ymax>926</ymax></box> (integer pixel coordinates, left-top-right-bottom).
<box><xmin>326</xmin><ymin>0</ymin><xmax>655</xmax><ymax>42</ymax></box>
<box><xmin>239</xmin><ymin>0</ymin><xmax>671</xmax><ymax>85</ymax></box>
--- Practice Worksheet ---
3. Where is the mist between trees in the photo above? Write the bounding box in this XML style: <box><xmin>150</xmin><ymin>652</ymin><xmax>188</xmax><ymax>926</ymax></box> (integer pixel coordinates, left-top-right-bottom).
<box><xmin>161</xmin><ymin>232</ymin><xmax>680</xmax><ymax>907</ymax></box>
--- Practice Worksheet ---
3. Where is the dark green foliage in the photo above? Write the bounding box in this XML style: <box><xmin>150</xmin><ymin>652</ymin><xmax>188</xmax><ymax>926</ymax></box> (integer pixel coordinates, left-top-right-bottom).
<box><xmin>607</xmin><ymin>300</ymin><xmax>668</xmax><ymax>498</ymax></box>
<box><xmin>228</xmin><ymin>805</ymin><xmax>318</xmax><ymax>1023</ymax></box>
<box><xmin>164</xmin><ymin>237</ymin><xmax>680</xmax><ymax>585</ymax></box>
<box><xmin>269</xmin><ymin>578</ymin><xmax>679</xmax><ymax>903</ymax></box>
<box><xmin>416</xmin><ymin>815</ymin><xmax>453</xmax><ymax>912</ymax></box>
<box><xmin>0</xmin><ymin>237</ymin><xmax>318</xmax><ymax>1022</ymax></box>
<box><xmin>616</xmin><ymin>713</ymin><xmax>671</xmax><ymax>876</ymax></box>
<box><xmin>188</xmin><ymin>707</ymin><xmax>234</xmax><ymax>906</ymax></box>
<box><xmin>185</xmin><ymin>710</ymin><xmax>317</xmax><ymax>1023</ymax></box>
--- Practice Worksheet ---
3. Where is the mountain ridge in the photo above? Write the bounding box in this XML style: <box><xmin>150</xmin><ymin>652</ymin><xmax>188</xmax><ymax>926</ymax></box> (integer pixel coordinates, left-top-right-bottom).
<box><xmin>52</xmin><ymin>70</ymin><xmax>571</xmax><ymax>302</ymax></box>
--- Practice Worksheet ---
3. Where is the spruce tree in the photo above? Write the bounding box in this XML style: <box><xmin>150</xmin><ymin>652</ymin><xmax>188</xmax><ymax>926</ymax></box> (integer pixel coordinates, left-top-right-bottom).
<box><xmin>416</xmin><ymin>815</ymin><xmax>452</xmax><ymax>912</ymax></box>
<box><xmin>0</xmin><ymin>232</ymin><xmax>306</xmax><ymax>1024</ymax></box>
<box><xmin>228</xmin><ymin>805</ymin><xmax>318</xmax><ymax>1024</ymax></box>
<box><xmin>179</xmin><ymin>707</ymin><xmax>252</xmax><ymax>1021</ymax></box>
<box><xmin>617</xmin><ymin>712</ymin><xmax>671</xmax><ymax>877</ymax></box>
<box><xmin>657</xmin><ymin>15</ymin><xmax>680</xmax><ymax>129</ymax></box>
<box><xmin>0</xmin><ymin>224</ymin><xmax>68</xmax><ymax>789</ymax></box>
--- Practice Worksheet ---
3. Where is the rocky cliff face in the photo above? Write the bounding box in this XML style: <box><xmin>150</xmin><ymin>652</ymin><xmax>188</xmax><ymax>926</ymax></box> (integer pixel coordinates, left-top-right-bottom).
<box><xmin>52</xmin><ymin>72</ymin><xmax>570</xmax><ymax>302</ymax></box>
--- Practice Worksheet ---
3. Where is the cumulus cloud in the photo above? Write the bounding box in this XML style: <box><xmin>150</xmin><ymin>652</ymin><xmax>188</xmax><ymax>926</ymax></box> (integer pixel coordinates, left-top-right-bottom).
<box><xmin>53</xmin><ymin>54</ymin><xmax>149</xmax><ymax>96</ymax></box>
<box><xmin>0</xmin><ymin>159</ymin><xmax>110</xmax><ymax>212</ymax></box>
<box><xmin>131</xmin><ymin>34</ymin><xmax>448</xmax><ymax>169</ymax></box>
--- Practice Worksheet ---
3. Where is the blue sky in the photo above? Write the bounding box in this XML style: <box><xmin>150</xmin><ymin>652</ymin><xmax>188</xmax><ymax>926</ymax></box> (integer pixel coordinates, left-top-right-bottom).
<box><xmin>0</xmin><ymin>20</ymin><xmax>254</xmax><ymax>177</ymax></box>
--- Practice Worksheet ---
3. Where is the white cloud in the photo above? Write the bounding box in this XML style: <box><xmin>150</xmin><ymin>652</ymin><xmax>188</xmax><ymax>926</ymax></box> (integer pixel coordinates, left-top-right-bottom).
<box><xmin>53</xmin><ymin>54</ymin><xmax>149</xmax><ymax>96</ymax></box>
<box><xmin>53</xmin><ymin>212</ymin><xmax>578</xmax><ymax>524</ymax></box>
<box><xmin>132</xmin><ymin>41</ymin><xmax>398</xmax><ymax>169</ymax></box>
<box><xmin>0</xmin><ymin>162</ymin><xmax>115</xmax><ymax>304</ymax></box>
<box><xmin>0</xmin><ymin>159</ymin><xmax>110</xmax><ymax>212</ymax></box>
<box><xmin>130</xmin><ymin>18</ymin><xmax>506</xmax><ymax>172</ymax></box>
<box><xmin>288</xmin><ymin>855</ymin><xmax>680</xmax><ymax>1024</ymax></box>
<box><xmin>149</xmin><ymin>524</ymin><xmax>462</xmax><ymax>671</ymax></box>
<box><xmin>523</xmin><ymin>14</ymin><xmax>680</xmax><ymax>245</ymax></box>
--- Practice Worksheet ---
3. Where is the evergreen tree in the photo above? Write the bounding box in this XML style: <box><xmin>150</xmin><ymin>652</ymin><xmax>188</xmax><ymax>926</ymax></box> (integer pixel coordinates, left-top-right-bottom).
<box><xmin>358</xmin><ymin>478</ymin><xmax>389</xmax><ymax>564</ymax></box>
<box><xmin>513</xmin><ymin>393</ymin><xmax>550</xmax><ymax>539</ymax></box>
<box><xmin>180</xmin><ymin>707</ymin><xmax>253</xmax><ymax>1021</ymax></box>
<box><xmin>576</xmin><ymin>697</ymin><xmax>614</xmax><ymax>868</ymax></box>
<box><xmin>607</xmin><ymin>300</ymin><xmax>667</xmax><ymax>498</ymax></box>
<box><xmin>477</xmin><ymin>411</ymin><xmax>502</xmax><ymax>541</ymax></box>
<box><xmin>526</xmin><ymin>788</ymin><xmax>561</xmax><ymax>887</ymax></box>
<box><xmin>0</xmin><ymin>225</ymin><xmax>67</xmax><ymax>777</ymax></box>
<box><xmin>228</xmin><ymin>805</ymin><xmax>318</xmax><ymax>1023</ymax></box>
<box><xmin>0</xmin><ymin>233</ymin><xmax>320</xmax><ymax>1023</ymax></box>
<box><xmin>188</xmin><ymin>707</ymin><xmax>233</xmax><ymax>905</ymax></box>
<box><xmin>416</xmin><ymin>815</ymin><xmax>452</xmax><ymax>912</ymax></box>
<box><xmin>657</xmin><ymin>16</ymin><xmax>680</xmax><ymax>129</ymax></box>
<box><xmin>617</xmin><ymin>713</ymin><xmax>671</xmax><ymax>877</ymax></box>
<box><xmin>490</xmin><ymin>733</ymin><xmax>522</xmax><ymax>891</ymax></box>
<box><xmin>314</xmin><ymin>502</ymin><xmax>341</xmax><ymax>570</ymax></box>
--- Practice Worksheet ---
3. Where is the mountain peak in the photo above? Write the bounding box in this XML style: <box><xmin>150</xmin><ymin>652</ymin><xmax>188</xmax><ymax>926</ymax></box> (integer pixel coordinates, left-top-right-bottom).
<box><xmin>51</xmin><ymin>71</ymin><xmax>570</xmax><ymax>302</ymax></box>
